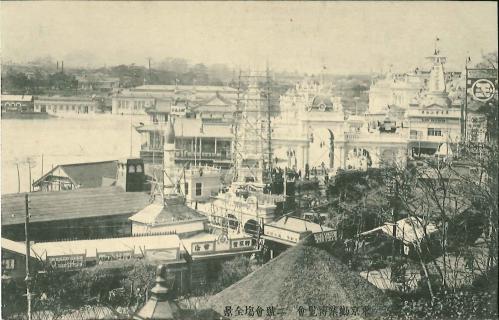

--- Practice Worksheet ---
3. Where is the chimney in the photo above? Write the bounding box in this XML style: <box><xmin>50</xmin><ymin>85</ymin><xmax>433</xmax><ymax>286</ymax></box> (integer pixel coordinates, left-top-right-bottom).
<box><xmin>57</xmin><ymin>61</ymin><xmax>59</xmax><ymax>71</ymax></box>
<box><xmin>61</xmin><ymin>61</ymin><xmax>64</xmax><ymax>73</ymax></box>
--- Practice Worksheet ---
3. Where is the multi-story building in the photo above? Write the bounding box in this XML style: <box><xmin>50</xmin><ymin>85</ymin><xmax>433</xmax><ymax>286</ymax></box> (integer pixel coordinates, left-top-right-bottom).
<box><xmin>34</xmin><ymin>95</ymin><xmax>102</xmax><ymax>116</ymax></box>
<box><xmin>112</xmin><ymin>93</ymin><xmax>156</xmax><ymax>115</ymax></box>
<box><xmin>271</xmin><ymin>45</ymin><xmax>468</xmax><ymax>175</ymax></box>
<box><xmin>112</xmin><ymin>84</ymin><xmax>238</xmax><ymax>115</ymax></box>
<box><xmin>136</xmin><ymin>118</ymin><xmax>233</xmax><ymax>168</ymax></box>
<box><xmin>405</xmin><ymin>51</ymin><xmax>462</xmax><ymax>156</ymax></box>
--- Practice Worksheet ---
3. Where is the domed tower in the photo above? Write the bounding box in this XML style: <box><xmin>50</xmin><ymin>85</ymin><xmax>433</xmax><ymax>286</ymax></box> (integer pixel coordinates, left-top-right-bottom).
<box><xmin>163</xmin><ymin>118</ymin><xmax>176</xmax><ymax>196</ymax></box>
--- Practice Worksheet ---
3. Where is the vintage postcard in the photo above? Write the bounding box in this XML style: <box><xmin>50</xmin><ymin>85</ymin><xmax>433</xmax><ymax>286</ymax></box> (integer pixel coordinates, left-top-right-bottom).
<box><xmin>1</xmin><ymin>1</ymin><xmax>497</xmax><ymax>319</ymax></box>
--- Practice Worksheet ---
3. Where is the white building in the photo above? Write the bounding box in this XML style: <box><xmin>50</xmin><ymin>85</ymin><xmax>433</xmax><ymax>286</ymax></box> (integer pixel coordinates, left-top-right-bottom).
<box><xmin>405</xmin><ymin>50</ymin><xmax>462</xmax><ymax>156</ymax></box>
<box><xmin>34</xmin><ymin>96</ymin><xmax>101</xmax><ymax>117</ymax></box>
<box><xmin>271</xmin><ymin>44</ymin><xmax>466</xmax><ymax>175</ymax></box>
<box><xmin>112</xmin><ymin>85</ymin><xmax>238</xmax><ymax>115</ymax></box>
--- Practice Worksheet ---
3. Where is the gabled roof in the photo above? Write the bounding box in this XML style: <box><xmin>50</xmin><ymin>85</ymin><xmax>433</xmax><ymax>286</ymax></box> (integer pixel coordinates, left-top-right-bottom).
<box><xmin>266</xmin><ymin>216</ymin><xmax>333</xmax><ymax>234</ymax></box>
<box><xmin>32</xmin><ymin>160</ymin><xmax>118</xmax><ymax>189</ymax></box>
<box><xmin>198</xmin><ymin>92</ymin><xmax>234</xmax><ymax>106</ymax></box>
<box><xmin>1</xmin><ymin>238</ymin><xmax>31</xmax><ymax>256</ymax></box>
<box><xmin>360</xmin><ymin>217</ymin><xmax>439</xmax><ymax>244</ymax></box>
<box><xmin>208</xmin><ymin>244</ymin><xmax>391</xmax><ymax>319</ymax></box>
<box><xmin>1</xmin><ymin>187</ymin><xmax>150</xmax><ymax>226</ymax></box>
<box><xmin>129</xmin><ymin>202</ymin><xmax>207</xmax><ymax>226</ymax></box>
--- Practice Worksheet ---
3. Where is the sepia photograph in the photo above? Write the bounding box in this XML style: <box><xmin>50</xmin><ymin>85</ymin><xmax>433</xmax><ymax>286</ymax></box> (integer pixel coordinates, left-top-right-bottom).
<box><xmin>0</xmin><ymin>1</ymin><xmax>498</xmax><ymax>319</ymax></box>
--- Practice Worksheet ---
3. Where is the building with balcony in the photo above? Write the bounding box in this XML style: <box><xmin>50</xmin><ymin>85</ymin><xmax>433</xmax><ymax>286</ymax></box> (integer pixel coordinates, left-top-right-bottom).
<box><xmin>136</xmin><ymin>118</ymin><xmax>233</xmax><ymax>168</ymax></box>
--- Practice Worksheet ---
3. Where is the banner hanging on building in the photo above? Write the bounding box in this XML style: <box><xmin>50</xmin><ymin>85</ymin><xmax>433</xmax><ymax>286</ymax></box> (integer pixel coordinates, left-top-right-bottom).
<box><xmin>466</xmin><ymin>68</ymin><xmax>498</xmax><ymax>102</ymax></box>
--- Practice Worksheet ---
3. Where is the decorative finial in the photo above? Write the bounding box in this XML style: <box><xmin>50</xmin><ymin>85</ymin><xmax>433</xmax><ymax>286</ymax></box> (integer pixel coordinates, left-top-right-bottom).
<box><xmin>150</xmin><ymin>264</ymin><xmax>169</xmax><ymax>301</ymax></box>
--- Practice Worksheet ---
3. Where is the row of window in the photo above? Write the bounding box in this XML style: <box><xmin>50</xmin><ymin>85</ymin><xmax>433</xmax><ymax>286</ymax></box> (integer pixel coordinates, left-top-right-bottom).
<box><xmin>118</xmin><ymin>163</ymin><xmax>143</xmax><ymax>173</ymax></box>
<box><xmin>427</xmin><ymin>128</ymin><xmax>443</xmax><ymax>136</ymax></box>
<box><xmin>2</xmin><ymin>258</ymin><xmax>15</xmax><ymax>270</ymax></box>
<box><xmin>2</xmin><ymin>102</ymin><xmax>26</xmax><ymax>107</ymax></box>
<box><xmin>117</xmin><ymin>100</ymin><xmax>149</xmax><ymax>109</ymax></box>
<box><xmin>42</xmin><ymin>105</ymin><xmax>93</xmax><ymax>111</ymax></box>
<box><xmin>127</xmin><ymin>164</ymin><xmax>143</xmax><ymax>173</ymax></box>
<box><xmin>410</xmin><ymin>128</ymin><xmax>446</xmax><ymax>138</ymax></box>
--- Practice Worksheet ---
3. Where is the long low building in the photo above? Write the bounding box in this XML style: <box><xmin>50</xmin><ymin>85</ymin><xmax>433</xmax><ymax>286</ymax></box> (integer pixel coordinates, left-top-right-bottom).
<box><xmin>34</xmin><ymin>95</ymin><xmax>102</xmax><ymax>116</ymax></box>
<box><xmin>2</xmin><ymin>229</ymin><xmax>260</xmax><ymax>293</ymax></box>
<box><xmin>30</xmin><ymin>234</ymin><xmax>182</xmax><ymax>268</ymax></box>
<box><xmin>1</xmin><ymin>187</ymin><xmax>151</xmax><ymax>241</ymax></box>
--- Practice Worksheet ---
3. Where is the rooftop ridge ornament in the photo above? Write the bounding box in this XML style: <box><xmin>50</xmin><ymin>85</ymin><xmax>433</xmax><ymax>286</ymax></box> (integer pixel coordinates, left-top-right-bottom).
<box><xmin>150</xmin><ymin>265</ymin><xmax>169</xmax><ymax>301</ymax></box>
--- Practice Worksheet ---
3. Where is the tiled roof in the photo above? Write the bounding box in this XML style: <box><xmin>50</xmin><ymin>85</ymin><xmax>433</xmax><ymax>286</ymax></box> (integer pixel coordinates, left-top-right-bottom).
<box><xmin>1</xmin><ymin>187</ymin><xmax>151</xmax><ymax>226</ymax></box>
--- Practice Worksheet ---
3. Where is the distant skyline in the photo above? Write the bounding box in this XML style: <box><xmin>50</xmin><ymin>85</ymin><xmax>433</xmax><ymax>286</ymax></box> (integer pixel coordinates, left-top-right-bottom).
<box><xmin>1</xmin><ymin>1</ymin><xmax>497</xmax><ymax>74</ymax></box>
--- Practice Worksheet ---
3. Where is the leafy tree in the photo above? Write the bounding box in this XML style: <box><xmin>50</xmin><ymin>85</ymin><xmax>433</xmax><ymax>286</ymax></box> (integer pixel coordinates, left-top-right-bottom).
<box><xmin>210</xmin><ymin>255</ymin><xmax>257</xmax><ymax>293</ymax></box>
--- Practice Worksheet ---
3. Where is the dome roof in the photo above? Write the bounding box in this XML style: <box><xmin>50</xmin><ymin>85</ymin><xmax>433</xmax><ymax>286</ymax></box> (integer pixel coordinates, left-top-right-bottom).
<box><xmin>311</xmin><ymin>95</ymin><xmax>334</xmax><ymax>110</ymax></box>
<box><xmin>165</xmin><ymin>118</ymin><xmax>175</xmax><ymax>144</ymax></box>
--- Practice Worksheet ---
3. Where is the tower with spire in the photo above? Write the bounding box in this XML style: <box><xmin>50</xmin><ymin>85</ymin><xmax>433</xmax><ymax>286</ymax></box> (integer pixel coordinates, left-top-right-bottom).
<box><xmin>423</xmin><ymin>37</ymin><xmax>451</xmax><ymax>107</ymax></box>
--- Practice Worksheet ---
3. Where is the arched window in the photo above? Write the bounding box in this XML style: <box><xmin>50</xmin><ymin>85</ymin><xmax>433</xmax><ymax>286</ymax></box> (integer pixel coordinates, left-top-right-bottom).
<box><xmin>128</xmin><ymin>165</ymin><xmax>135</xmax><ymax>173</ymax></box>
<box><xmin>136</xmin><ymin>165</ymin><xmax>143</xmax><ymax>173</ymax></box>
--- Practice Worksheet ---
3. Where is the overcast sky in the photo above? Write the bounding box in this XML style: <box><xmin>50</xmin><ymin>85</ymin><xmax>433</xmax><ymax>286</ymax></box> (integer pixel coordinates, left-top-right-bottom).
<box><xmin>1</xmin><ymin>1</ymin><xmax>497</xmax><ymax>74</ymax></box>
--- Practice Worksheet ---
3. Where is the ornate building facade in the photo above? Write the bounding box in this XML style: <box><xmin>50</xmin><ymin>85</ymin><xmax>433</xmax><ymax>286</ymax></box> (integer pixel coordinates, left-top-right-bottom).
<box><xmin>271</xmin><ymin>45</ymin><xmax>468</xmax><ymax>176</ymax></box>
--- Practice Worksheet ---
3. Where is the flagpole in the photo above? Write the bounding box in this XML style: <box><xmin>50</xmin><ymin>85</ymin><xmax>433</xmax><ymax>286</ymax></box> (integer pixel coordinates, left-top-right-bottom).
<box><xmin>464</xmin><ymin>59</ymin><xmax>468</xmax><ymax>143</ymax></box>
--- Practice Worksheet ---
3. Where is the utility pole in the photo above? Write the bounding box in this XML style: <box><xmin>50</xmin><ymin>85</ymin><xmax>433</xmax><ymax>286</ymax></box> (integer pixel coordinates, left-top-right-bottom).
<box><xmin>148</xmin><ymin>58</ymin><xmax>152</xmax><ymax>84</ymax></box>
<box><xmin>265</xmin><ymin>65</ymin><xmax>273</xmax><ymax>184</ymax></box>
<box><xmin>17</xmin><ymin>162</ymin><xmax>20</xmax><ymax>193</ymax></box>
<box><xmin>130</xmin><ymin>111</ymin><xmax>133</xmax><ymax>157</ymax></box>
<box><xmin>28</xmin><ymin>159</ymin><xmax>32</xmax><ymax>192</ymax></box>
<box><xmin>25</xmin><ymin>194</ymin><xmax>32</xmax><ymax>320</ymax></box>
